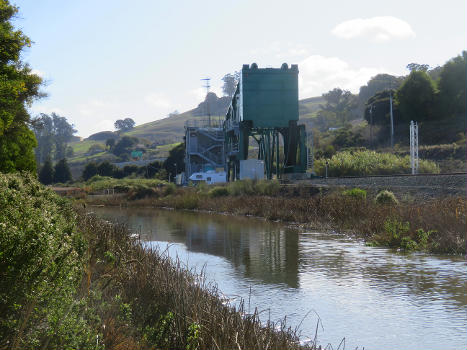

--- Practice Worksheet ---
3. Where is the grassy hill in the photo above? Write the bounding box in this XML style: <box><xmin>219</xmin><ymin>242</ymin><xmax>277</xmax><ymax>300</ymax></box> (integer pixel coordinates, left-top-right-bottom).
<box><xmin>66</xmin><ymin>96</ymin><xmax>325</xmax><ymax>179</ymax></box>
<box><xmin>120</xmin><ymin>96</ymin><xmax>325</xmax><ymax>143</ymax></box>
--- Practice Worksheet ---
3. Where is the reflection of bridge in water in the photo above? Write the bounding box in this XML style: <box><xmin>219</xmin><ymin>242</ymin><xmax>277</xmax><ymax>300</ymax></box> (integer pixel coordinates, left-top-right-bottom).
<box><xmin>102</xmin><ymin>208</ymin><xmax>300</xmax><ymax>288</ymax></box>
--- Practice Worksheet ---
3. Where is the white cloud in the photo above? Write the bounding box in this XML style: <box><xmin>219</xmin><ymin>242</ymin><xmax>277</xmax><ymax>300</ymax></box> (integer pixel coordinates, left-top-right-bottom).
<box><xmin>298</xmin><ymin>55</ymin><xmax>388</xmax><ymax>98</ymax></box>
<box><xmin>332</xmin><ymin>16</ymin><xmax>416</xmax><ymax>42</ymax></box>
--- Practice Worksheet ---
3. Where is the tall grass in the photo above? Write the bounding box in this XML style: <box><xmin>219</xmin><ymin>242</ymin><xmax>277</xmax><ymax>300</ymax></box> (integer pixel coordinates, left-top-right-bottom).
<box><xmin>315</xmin><ymin>150</ymin><xmax>440</xmax><ymax>176</ymax></box>
<box><xmin>109</xmin><ymin>188</ymin><xmax>466</xmax><ymax>254</ymax></box>
<box><xmin>80</xmin><ymin>175</ymin><xmax>165</xmax><ymax>194</ymax></box>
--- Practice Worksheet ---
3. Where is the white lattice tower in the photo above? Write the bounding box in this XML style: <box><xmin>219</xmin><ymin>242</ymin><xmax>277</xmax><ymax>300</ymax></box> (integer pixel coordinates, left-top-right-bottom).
<box><xmin>410</xmin><ymin>121</ymin><xmax>419</xmax><ymax>174</ymax></box>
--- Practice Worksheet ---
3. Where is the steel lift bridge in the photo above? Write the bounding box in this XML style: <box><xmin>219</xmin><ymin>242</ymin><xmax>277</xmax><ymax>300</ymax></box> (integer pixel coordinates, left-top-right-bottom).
<box><xmin>224</xmin><ymin>63</ymin><xmax>308</xmax><ymax>180</ymax></box>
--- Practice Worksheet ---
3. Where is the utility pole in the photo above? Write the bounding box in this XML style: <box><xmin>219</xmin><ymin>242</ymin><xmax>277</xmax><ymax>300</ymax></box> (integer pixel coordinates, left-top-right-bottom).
<box><xmin>201</xmin><ymin>78</ymin><xmax>211</xmax><ymax>127</ymax></box>
<box><xmin>389</xmin><ymin>91</ymin><xmax>394</xmax><ymax>148</ymax></box>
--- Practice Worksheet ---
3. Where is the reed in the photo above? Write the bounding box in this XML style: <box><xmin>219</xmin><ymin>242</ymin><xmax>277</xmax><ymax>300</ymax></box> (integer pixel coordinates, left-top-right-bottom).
<box><xmin>78</xmin><ymin>212</ymin><xmax>316</xmax><ymax>349</ymax></box>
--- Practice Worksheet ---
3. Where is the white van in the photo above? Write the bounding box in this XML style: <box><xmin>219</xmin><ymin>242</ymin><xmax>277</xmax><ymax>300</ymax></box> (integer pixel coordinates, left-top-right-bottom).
<box><xmin>188</xmin><ymin>170</ymin><xmax>226</xmax><ymax>185</ymax></box>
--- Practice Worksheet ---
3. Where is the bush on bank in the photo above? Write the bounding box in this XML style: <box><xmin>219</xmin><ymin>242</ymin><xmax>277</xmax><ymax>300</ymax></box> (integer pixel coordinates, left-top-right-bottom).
<box><xmin>314</xmin><ymin>150</ymin><xmax>440</xmax><ymax>176</ymax></box>
<box><xmin>0</xmin><ymin>173</ymin><xmax>99</xmax><ymax>348</ymax></box>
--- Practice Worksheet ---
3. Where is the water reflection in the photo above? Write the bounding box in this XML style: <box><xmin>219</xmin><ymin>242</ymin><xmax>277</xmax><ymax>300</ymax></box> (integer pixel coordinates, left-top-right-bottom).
<box><xmin>93</xmin><ymin>207</ymin><xmax>467</xmax><ymax>350</ymax></box>
<box><xmin>97</xmin><ymin>208</ymin><xmax>300</xmax><ymax>288</ymax></box>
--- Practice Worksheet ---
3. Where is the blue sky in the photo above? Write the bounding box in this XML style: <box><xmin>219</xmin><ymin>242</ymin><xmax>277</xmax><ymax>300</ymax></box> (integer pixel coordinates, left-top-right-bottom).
<box><xmin>14</xmin><ymin>0</ymin><xmax>466</xmax><ymax>137</ymax></box>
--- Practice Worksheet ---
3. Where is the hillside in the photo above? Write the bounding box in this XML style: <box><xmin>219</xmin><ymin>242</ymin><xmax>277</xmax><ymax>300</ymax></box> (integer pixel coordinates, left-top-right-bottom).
<box><xmin>120</xmin><ymin>96</ymin><xmax>326</xmax><ymax>143</ymax></box>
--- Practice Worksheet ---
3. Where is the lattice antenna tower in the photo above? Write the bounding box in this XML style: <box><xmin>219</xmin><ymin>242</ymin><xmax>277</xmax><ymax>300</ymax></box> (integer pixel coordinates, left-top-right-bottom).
<box><xmin>410</xmin><ymin>120</ymin><xmax>419</xmax><ymax>174</ymax></box>
<box><xmin>201</xmin><ymin>78</ymin><xmax>211</xmax><ymax>126</ymax></box>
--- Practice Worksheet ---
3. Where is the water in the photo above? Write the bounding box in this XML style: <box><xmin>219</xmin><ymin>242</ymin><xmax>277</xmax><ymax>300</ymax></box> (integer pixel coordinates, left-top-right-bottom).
<box><xmin>93</xmin><ymin>207</ymin><xmax>467</xmax><ymax>350</ymax></box>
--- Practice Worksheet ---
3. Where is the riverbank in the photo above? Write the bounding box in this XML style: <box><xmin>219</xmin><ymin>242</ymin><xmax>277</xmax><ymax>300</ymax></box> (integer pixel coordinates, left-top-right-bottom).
<box><xmin>0</xmin><ymin>174</ymin><xmax>313</xmax><ymax>349</ymax></box>
<box><xmin>83</xmin><ymin>181</ymin><xmax>466</xmax><ymax>255</ymax></box>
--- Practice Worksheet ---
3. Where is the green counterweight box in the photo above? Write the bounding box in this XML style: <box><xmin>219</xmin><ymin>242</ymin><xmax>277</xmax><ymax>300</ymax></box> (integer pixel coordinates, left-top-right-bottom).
<box><xmin>239</xmin><ymin>63</ymin><xmax>299</xmax><ymax>128</ymax></box>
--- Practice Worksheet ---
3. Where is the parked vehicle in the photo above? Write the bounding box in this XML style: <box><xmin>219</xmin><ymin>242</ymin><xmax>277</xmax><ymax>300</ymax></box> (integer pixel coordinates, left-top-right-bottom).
<box><xmin>188</xmin><ymin>170</ymin><xmax>226</xmax><ymax>184</ymax></box>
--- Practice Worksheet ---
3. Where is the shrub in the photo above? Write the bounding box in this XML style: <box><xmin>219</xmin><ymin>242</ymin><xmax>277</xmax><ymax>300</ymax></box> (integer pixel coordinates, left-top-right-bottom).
<box><xmin>256</xmin><ymin>180</ymin><xmax>281</xmax><ymax>196</ymax></box>
<box><xmin>375</xmin><ymin>190</ymin><xmax>399</xmax><ymax>205</ymax></box>
<box><xmin>0</xmin><ymin>173</ymin><xmax>98</xmax><ymax>348</ymax></box>
<box><xmin>342</xmin><ymin>188</ymin><xmax>367</xmax><ymax>200</ymax></box>
<box><xmin>314</xmin><ymin>150</ymin><xmax>439</xmax><ymax>176</ymax></box>
<box><xmin>209</xmin><ymin>186</ymin><xmax>229</xmax><ymax>197</ymax></box>
<box><xmin>384</xmin><ymin>218</ymin><xmax>410</xmax><ymax>247</ymax></box>
<box><xmin>164</xmin><ymin>183</ymin><xmax>177</xmax><ymax>196</ymax></box>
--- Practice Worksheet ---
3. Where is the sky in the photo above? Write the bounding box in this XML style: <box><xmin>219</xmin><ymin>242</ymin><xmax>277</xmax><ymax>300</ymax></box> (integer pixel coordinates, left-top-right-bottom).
<box><xmin>13</xmin><ymin>0</ymin><xmax>466</xmax><ymax>138</ymax></box>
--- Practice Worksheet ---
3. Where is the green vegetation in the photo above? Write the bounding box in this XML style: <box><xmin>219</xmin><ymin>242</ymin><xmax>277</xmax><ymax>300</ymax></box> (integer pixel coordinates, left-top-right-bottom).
<box><xmin>375</xmin><ymin>190</ymin><xmax>399</xmax><ymax>205</ymax></box>
<box><xmin>314</xmin><ymin>150</ymin><xmax>439</xmax><ymax>177</ymax></box>
<box><xmin>81</xmin><ymin>175</ymin><xmax>164</xmax><ymax>194</ymax></box>
<box><xmin>32</xmin><ymin>113</ymin><xmax>76</xmax><ymax>164</ymax></box>
<box><xmin>342</xmin><ymin>188</ymin><xmax>367</xmax><ymax>200</ymax></box>
<box><xmin>0</xmin><ymin>0</ymin><xmax>43</xmax><ymax>173</ymax></box>
<box><xmin>53</xmin><ymin>158</ymin><xmax>72</xmax><ymax>183</ymax></box>
<box><xmin>86</xmin><ymin>180</ymin><xmax>465</xmax><ymax>254</ymax></box>
<box><xmin>0</xmin><ymin>173</ymin><xmax>98</xmax><ymax>348</ymax></box>
<box><xmin>1</xmin><ymin>173</ymin><xmax>312</xmax><ymax>349</ymax></box>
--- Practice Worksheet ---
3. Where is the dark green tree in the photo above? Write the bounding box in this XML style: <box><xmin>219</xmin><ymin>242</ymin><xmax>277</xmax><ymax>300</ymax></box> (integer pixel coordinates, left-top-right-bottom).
<box><xmin>406</xmin><ymin>63</ymin><xmax>430</xmax><ymax>72</ymax></box>
<box><xmin>437</xmin><ymin>51</ymin><xmax>466</xmax><ymax>118</ymax></box>
<box><xmin>0</xmin><ymin>1</ymin><xmax>43</xmax><ymax>173</ymax></box>
<box><xmin>105</xmin><ymin>138</ymin><xmax>115</xmax><ymax>150</ymax></box>
<box><xmin>82</xmin><ymin>162</ymin><xmax>98</xmax><ymax>180</ymax></box>
<box><xmin>97</xmin><ymin>161</ymin><xmax>116</xmax><ymax>177</ymax></box>
<box><xmin>358</xmin><ymin>74</ymin><xmax>403</xmax><ymax>113</ymax></box>
<box><xmin>332</xmin><ymin>126</ymin><xmax>364</xmax><ymax>149</ymax></box>
<box><xmin>112</xmin><ymin>136</ymin><xmax>138</xmax><ymax>157</ymax></box>
<box><xmin>396</xmin><ymin>71</ymin><xmax>436</xmax><ymax>123</ymax></box>
<box><xmin>114</xmin><ymin>118</ymin><xmax>135</xmax><ymax>132</ymax></box>
<box><xmin>364</xmin><ymin>90</ymin><xmax>399</xmax><ymax>126</ymax></box>
<box><xmin>53</xmin><ymin>158</ymin><xmax>72</xmax><ymax>183</ymax></box>
<box><xmin>38</xmin><ymin>158</ymin><xmax>54</xmax><ymax>185</ymax></box>
<box><xmin>163</xmin><ymin>143</ymin><xmax>185</xmax><ymax>180</ymax></box>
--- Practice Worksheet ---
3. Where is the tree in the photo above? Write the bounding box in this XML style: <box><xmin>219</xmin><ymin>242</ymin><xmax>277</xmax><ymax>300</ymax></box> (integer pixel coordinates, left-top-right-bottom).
<box><xmin>112</xmin><ymin>136</ymin><xmax>138</xmax><ymax>157</ymax></box>
<box><xmin>163</xmin><ymin>143</ymin><xmax>185</xmax><ymax>180</ymax></box>
<box><xmin>406</xmin><ymin>63</ymin><xmax>430</xmax><ymax>72</ymax></box>
<box><xmin>332</xmin><ymin>126</ymin><xmax>364</xmax><ymax>149</ymax></box>
<box><xmin>53</xmin><ymin>158</ymin><xmax>72</xmax><ymax>183</ymax></box>
<box><xmin>437</xmin><ymin>51</ymin><xmax>466</xmax><ymax>118</ymax></box>
<box><xmin>32</xmin><ymin>113</ymin><xmax>76</xmax><ymax>163</ymax></box>
<box><xmin>52</xmin><ymin>113</ymin><xmax>76</xmax><ymax>160</ymax></box>
<box><xmin>105</xmin><ymin>138</ymin><xmax>115</xmax><ymax>150</ymax></box>
<box><xmin>222</xmin><ymin>72</ymin><xmax>240</xmax><ymax>98</ymax></box>
<box><xmin>38</xmin><ymin>158</ymin><xmax>54</xmax><ymax>185</ymax></box>
<box><xmin>396</xmin><ymin>71</ymin><xmax>436</xmax><ymax>123</ymax></box>
<box><xmin>114</xmin><ymin>117</ymin><xmax>135</xmax><ymax>132</ymax></box>
<box><xmin>0</xmin><ymin>1</ymin><xmax>43</xmax><ymax>173</ymax></box>
<box><xmin>358</xmin><ymin>74</ymin><xmax>403</xmax><ymax>113</ymax></box>
<box><xmin>97</xmin><ymin>161</ymin><xmax>116</xmax><ymax>177</ymax></box>
<box><xmin>82</xmin><ymin>162</ymin><xmax>98</xmax><ymax>181</ymax></box>
<box><xmin>364</xmin><ymin>90</ymin><xmax>399</xmax><ymax>126</ymax></box>
<box><xmin>318</xmin><ymin>88</ymin><xmax>358</xmax><ymax>127</ymax></box>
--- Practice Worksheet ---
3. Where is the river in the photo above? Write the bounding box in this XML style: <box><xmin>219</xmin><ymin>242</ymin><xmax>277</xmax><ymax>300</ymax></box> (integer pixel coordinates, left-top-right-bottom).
<box><xmin>92</xmin><ymin>207</ymin><xmax>467</xmax><ymax>350</ymax></box>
